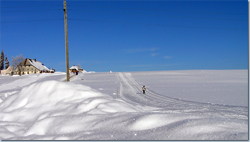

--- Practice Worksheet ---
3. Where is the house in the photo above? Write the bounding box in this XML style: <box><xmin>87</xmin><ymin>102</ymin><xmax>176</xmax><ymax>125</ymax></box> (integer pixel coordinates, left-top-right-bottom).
<box><xmin>0</xmin><ymin>66</ymin><xmax>14</xmax><ymax>75</ymax></box>
<box><xmin>14</xmin><ymin>58</ymin><xmax>51</xmax><ymax>75</ymax></box>
<box><xmin>69</xmin><ymin>65</ymin><xmax>84</xmax><ymax>73</ymax></box>
<box><xmin>49</xmin><ymin>68</ymin><xmax>55</xmax><ymax>73</ymax></box>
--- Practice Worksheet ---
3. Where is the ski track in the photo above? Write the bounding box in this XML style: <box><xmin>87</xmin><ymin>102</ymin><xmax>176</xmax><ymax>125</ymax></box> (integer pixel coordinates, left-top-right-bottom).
<box><xmin>117</xmin><ymin>72</ymin><xmax>248</xmax><ymax>119</ymax></box>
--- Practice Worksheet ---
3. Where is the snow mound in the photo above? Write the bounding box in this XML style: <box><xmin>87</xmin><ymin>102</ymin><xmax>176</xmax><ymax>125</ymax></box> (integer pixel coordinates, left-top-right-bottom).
<box><xmin>0</xmin><ymin>80</ymin><xmax>141</xmax><ymax>139</ymax></box>
<box><xmin>0</xmin><ymin>81</ymin><xmax>138</xmax><ymax>122</ymax></box>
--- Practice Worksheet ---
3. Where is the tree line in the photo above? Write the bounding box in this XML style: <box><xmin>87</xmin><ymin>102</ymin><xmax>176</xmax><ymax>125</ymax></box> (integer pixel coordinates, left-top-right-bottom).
<box><xmin>0</xmin><ymin>50</ymin><xmax>9</xmax><ymax>70</ymax></box>
<box><xmin>0</xmin><ymin>50</ymin><xmax>25</xmax><ymax>73</ymax></box>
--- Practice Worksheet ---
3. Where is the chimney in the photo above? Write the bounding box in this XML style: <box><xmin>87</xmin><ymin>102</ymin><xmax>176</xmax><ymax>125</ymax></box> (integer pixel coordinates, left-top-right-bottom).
<box><xmin>34</xmin><ymin>59</ymin><xmax>36</xmax><ymax>62</ymax></box>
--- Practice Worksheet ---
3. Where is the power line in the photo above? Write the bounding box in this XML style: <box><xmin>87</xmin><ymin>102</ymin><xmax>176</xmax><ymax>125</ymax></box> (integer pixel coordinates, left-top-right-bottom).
<box><xmin>68</xmin><ymin>18</ymin><xmax>247</xmax><ymax>31</ymax></box>
<box><xmin>1</xmin><ymin>5</ymin><xmax>63</xmax><ymax>8</ymax></box>
<box><xmin>2</xmin><ymin>18</ymin><xmax>246</xmax><ymax>31</ymax></box>
<box><xmin>1</xmin><ymin>9</ymin><xmax>62</xmax><ymax>12</ymax></box>
<box><xmin>67</xmin><ymin>5</ymin><xmax>248</xmax><ymax>15</ymax></box>
<box><xmin>1</xmin><ymin>19</ymin><xmax>63</xmax><ymax>23</ymax></box>
<box><xmin>68</xmin><ymin>9</ymin><xmax>247</xmax><ymax>22</ymax></box>
<box><xmin>1</xmin><ymin>3</ymin><xmax>246</xmax><ymax>31</ymax></box>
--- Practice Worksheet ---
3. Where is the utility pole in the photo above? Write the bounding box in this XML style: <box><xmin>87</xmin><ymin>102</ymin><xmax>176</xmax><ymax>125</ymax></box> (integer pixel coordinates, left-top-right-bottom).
<box><xmin>64</xmin><ymin>1</ymin><xmax>70</xmax><ymax>81</ymax></box>
<box><xmin>117</xmin><ymin>87</ymin><xmax>118</xmax><ymax>99</ymax></box>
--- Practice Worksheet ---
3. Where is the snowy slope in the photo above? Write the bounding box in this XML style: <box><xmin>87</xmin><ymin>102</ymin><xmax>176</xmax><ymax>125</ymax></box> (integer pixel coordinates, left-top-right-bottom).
<box><xmin>131</xmin><ymin>70</ymin><xmax>248</xmax><ymax>107</ymax></box>
<box><xmin>0</xmin><ymin>70</ymin><xmax>248</xmax><ymax>140</ymax></box>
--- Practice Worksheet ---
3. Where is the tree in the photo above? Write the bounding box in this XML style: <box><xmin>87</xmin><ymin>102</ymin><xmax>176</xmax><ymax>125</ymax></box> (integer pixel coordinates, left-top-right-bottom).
<box><xmin>0</xmin><ymin>50</ymin><xmax>4</xmax><ymax>70</ymax></box>
<box><xmin>77</xmin><ymin>64</ymin><xmax>82</xmax><ymax>69</ymax></box>
<box><xmin>11</xmin><ymin>54</ymin><xmax>25</xmax><ymax>75</ymax></box>
<box><xmin>5</xmin><ymin>55</ymin><xmax>9</xmax><ymax>69</ymax></box>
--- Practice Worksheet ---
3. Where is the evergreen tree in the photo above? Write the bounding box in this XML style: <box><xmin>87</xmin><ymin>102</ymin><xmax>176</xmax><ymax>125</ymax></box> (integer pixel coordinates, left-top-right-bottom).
<box><xmin>5</xmin><ymin>55</ymin><xmax>9</xmax><ymax>69</ymax></box>
<box><xmin>0</xmin><ymin>54</ymin><xmax>1</xmax><ymax>70</ymax></box>
<box><xmin>0</xmin><ymin>50</ymin><xmax>4</xmax><ymax>70</ymax></box>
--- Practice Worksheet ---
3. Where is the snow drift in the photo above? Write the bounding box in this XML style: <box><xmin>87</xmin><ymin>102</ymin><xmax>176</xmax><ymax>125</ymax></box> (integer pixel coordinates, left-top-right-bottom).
<box><xmin>0</xmin><ymin>80</ymin><xmax>139</xmax><ymax>139</ymax></box>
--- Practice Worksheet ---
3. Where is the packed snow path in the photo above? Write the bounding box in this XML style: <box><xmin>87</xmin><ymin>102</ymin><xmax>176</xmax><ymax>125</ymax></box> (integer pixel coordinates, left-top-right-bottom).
<box><xmin>117</xmin><ymin>72</ymin><xmax>248</xmax><ymax>120</ymax></box>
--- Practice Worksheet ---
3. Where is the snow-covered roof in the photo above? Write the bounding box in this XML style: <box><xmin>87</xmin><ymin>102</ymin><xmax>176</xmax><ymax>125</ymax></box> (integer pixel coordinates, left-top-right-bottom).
<box><xmin>28</xmin><ymin>59</ymin><xmax>49</xmax><ymax>71</ymax></box>
<box><xmin>70</xmin><ymin>65</ymin><xmax>82</xmax><ymax>71</ymax></box>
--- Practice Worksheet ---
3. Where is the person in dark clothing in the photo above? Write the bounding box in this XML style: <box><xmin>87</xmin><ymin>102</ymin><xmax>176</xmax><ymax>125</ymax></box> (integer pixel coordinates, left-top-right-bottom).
<box><xmin>142</xmin><ymin>85</ymin><xmax>146</xmax><ymax>94</ymax></box>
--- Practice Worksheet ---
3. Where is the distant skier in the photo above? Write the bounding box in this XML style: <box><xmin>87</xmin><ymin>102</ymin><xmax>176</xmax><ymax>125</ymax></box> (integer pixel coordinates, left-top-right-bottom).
<box><xmin>142</xmin><ymin>85</ymin><xmax>146</xmax><ymax>94</ymax></box>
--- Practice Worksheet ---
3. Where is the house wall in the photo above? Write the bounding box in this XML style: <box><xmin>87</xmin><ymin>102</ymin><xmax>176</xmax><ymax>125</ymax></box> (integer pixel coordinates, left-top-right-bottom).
<box><xmin>69</xmin><ymin>69</ymin><xmax>78</xmax><ymax>73</ymax></box>
<box><xmin>15</xmin><ymin>65</ymin><xmax>41</xmax><ymax>74</ymax></box>
<box><xmin>15</xmin><ymin>59</ymin><xmax>41</xmax><ymax>75</ymax></box>
<box><xmin>0</xmin><ymin>66</ymin><xmax>14</xmax><ymax>75</ymax></box>
<box><xmin>14</xmin><ymin>58</ymin><xmax>52</xmax><ymax>75</ymax></box>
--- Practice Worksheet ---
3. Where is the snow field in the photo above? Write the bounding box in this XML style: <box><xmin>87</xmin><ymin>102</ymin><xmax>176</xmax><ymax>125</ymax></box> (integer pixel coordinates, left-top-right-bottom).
<box><xmin>131</xmin><ymin>70</ymin><xmax>248</xmax><ymax>106</ymax></box>
<box><xmin>0</xmin><ymin>70</ymin><xmax>248</xmax><ymax>140</ymax></box>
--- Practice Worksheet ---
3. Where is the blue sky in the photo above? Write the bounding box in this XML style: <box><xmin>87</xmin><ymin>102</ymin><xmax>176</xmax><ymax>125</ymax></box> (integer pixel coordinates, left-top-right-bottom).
<box><xmin>1</xmin><ymin>0</ymin><xmax>248</xmax><ymax>72</ymax></box>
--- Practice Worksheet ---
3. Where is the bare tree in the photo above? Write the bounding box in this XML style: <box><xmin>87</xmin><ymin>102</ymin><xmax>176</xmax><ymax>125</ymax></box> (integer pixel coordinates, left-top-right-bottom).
<box><xmin>11</xmin><ymin>54</ymin><xmax>25</xmax><ymax>75</ymax></box>
<box><xmin>77</xmin><ymin>64</ymin><xmax>82</xmax><ymax>69</ymax></box>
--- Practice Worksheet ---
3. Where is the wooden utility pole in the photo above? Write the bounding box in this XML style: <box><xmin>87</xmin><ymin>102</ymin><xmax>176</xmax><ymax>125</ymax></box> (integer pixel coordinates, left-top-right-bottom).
<box><xmin>117</xmin><ymin>87</ymin><xmax>118</xmax><ymax>99</ymax></box>
<box><xmin>249</xmin><ymin>0</ymin><xmax>250</xmax><ymax>79</ymax></box>
<box><xmin>64</xmin><ymin>1</ymin><xmax>70</xmax><ymax>81</ymax></box>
